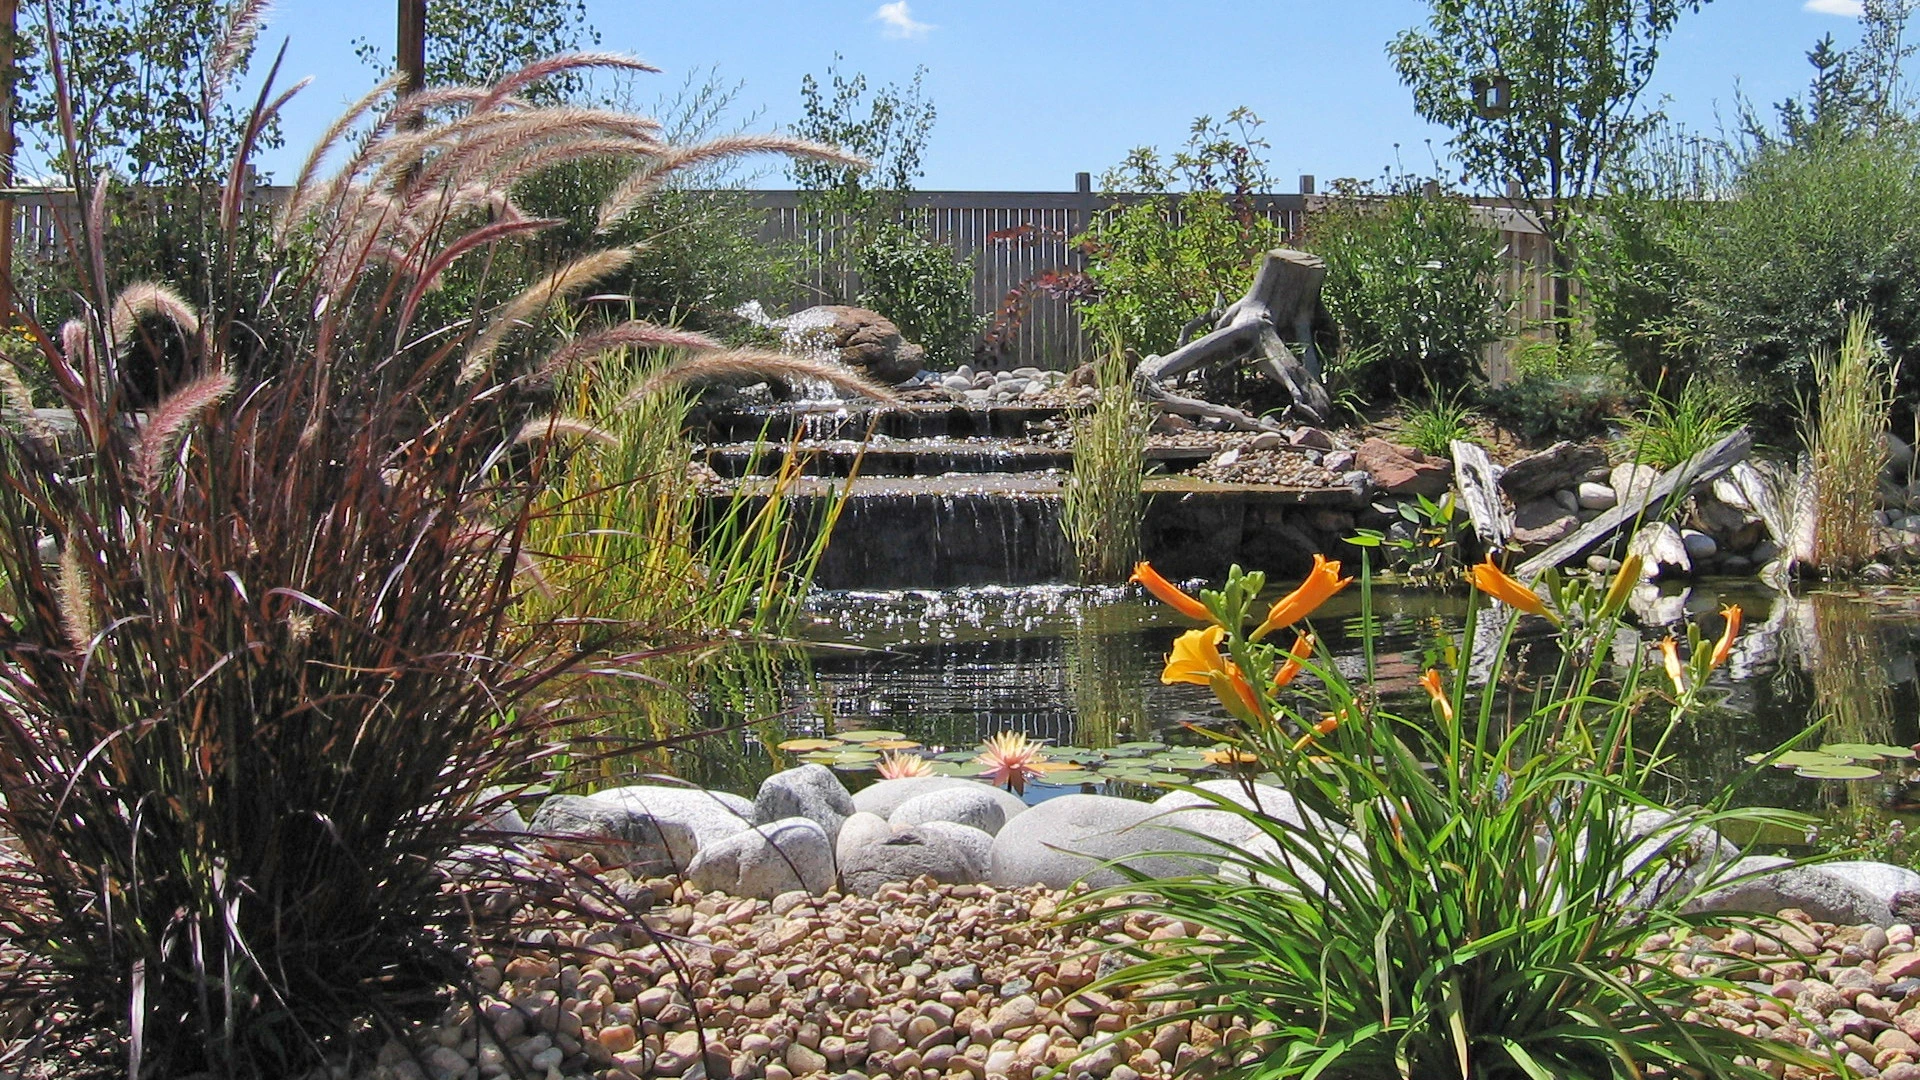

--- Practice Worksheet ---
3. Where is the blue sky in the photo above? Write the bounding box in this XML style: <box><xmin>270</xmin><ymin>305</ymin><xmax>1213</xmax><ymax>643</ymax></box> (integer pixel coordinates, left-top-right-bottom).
<box><xmin>247</xmin><ymin>0</ymin><xmax>1875</xmax><ymax>192</ymax></box>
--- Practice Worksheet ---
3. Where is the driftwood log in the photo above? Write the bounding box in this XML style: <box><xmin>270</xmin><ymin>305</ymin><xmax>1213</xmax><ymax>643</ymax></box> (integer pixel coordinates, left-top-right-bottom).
<box><xmin>1516</xmin><ymin>428</ymin><xmax>1753</xmax><ymax>580</ymax></box>
<box><xmin>1450</xmin><ymin>439</ymin><xmax>1512</xmax><ymax>553</ymax></box>
<box><xmin>1133</xmin><ymin>249</ymin><xmax>1334</xmax><ymax>431</ymax></box>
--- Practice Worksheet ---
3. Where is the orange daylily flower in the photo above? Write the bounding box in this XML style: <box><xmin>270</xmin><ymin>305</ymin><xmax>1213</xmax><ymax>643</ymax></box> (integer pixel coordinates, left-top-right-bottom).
<box><xmin>1253</xmin><ymin>555</ymin><xmax>1353</xmax><ymax>640</ymax></box>
<box><xmin>1420</xmin><ymin>668</ymin><xmax>1454</xmax><ymax>722</ymax></box>
<box><xmin>1659</xmin><ymin>636</ymin><xmax>1686</xmax><ymax>694</ymax></box>
<box><xmin>1273</xmin><ymin>633</ymin><xmax>1315</xmax><ymax>689</ymax></box>
<box><xmin>1293</xmin><ymin>712</ymin><xmax>1342</xmax><ymax>752</ymax></box>
<box><xmin>1469</xmin><ymin>557</ymin><xmax>1555</xmax><ymax>622</ymax></box>
<box><xmin>1131</xmin><ymin>562</ymin><xmax>1214</xmax><ymax>623</ymax></box>
<box><xmin>1710</xmin><ymin>605</ymin><xmax>1742</xmax><ymax>670</ymax></box>
<box><xmin>1162</xmin><ymin>626</ymin><xmax>1230</xmax><ymax>686</ymax></box>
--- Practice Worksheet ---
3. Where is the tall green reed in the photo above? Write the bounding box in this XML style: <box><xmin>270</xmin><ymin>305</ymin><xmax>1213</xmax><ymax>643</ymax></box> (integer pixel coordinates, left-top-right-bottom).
<box><xmin>1808</xmin><ymin>311</ymin><xmax>1896</xmax><ymax>574</ymax></box>
<box><xmin>1062</xmin><ymin>338</ymin><xmax>1147</xmax><ymax>584</ymax></box>
<box><xmin>1079</xmin><ymin>555</ymin><xmax>1821</xmax><ymax>1079</ymax></box>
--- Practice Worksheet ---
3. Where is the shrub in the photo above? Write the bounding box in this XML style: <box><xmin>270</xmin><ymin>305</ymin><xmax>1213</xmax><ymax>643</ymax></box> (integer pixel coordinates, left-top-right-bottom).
<box><xmin>856</xmin><ymin>221</ymin><xmax>980</xmax><ymax>369</ymax></box>
<box><xmin>1302</xmin><ymin>179</ymin><xmax>1504</xmax><ymax>399</ymax></box>
<box><xmin>1395</xmin><ymin>382</ymin><xmax>1479</xmax><ymax>456</ymax></box>
<box><xmin>1085</xmin><ymin>559</ymin><xmax>1819</xmax><ymax>1079</ymax></box>
<box><xmin>0</xmin><ymin>48</ymin><xmax>842</xmax><ymax>1075</ymax></box>
<box><xmin>1672</xmin><ymin>128</ymin><xmax>1920</xmax><ymax>412</ymax></box>
<box><xmin>1079</xmin><ymin>110</ymin><xmax>1286</xmax><ymax>357</ymax></box>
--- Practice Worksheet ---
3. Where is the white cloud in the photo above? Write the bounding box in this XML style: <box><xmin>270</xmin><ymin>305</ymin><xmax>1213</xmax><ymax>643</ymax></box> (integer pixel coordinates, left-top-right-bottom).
<box><xmin>874</xmin><ymin>1</ymin><xmax>934</xmax><ymax>39</ymax></box>
<box><xmin>1804</xmin><ymin>0</ymin><xmax>1865</xmax><ymax>15</ymax></box>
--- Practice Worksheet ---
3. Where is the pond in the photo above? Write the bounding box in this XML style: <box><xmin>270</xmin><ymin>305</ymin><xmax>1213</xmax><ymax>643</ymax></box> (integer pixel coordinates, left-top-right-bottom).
<box><xmin>645</xmin><ymin>579</ymin><xmax>1920</xmax><ymax>827</ymax></box>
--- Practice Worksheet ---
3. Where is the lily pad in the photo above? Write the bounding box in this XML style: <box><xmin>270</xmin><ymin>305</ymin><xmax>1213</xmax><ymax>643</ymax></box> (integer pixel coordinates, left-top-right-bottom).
<box><xmin>1793</xmin><ymin>763</ymin><xmax>1883</xmax><ymax>780</ymax></box>
<box><xmin>1821</xmin><ymin>742</ymin><xmax>1914</xmax><ymax>760</ymax></box>
<box><xmin>1034</xmin><ymin>768</ymin><xmax>1100</xmax><ymax>785</ymax></box>
<box><xmin>837</xmin><ymin>729</ymin><xmax>908</xmax><ymax>743</ymax></box>
<box><xmin>1750</xmin><ymin>750</ymin><xmax>1852</xmax><ymax>769</ymax></box>
<box><xmin>928</xmin><ymin>761</ymin><xmax>981</xmax><ymax>777</ymax></box>
<box><xmin>777</xmin><ymin>738</ymin><xmax>841</xmax><ymax>752</ymax></box>
<box><xmin>864</xmin><ymin>739</ymin><xmax>923</xmax><ymax>751</ymax></box>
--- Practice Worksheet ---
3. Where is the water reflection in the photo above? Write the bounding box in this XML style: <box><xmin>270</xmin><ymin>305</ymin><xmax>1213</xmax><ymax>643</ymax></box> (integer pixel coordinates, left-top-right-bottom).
<box><xmin>630</xmin><ymin>582</ymin><xmax>1920</xmax><ymax>815</ymax></box>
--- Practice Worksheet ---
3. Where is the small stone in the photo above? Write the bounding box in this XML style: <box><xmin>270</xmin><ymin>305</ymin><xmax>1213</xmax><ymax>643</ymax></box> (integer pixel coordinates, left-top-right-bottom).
<box><xmin>1576</xmin><ymin>481</ymin><xmax>1617</xmax><ymax>511</ymax></box>
<box><xmin>598</xmin><ymin>1024</ymin><xmax>638</xmax><ymax>1054</ymax></box>
<box><xmin>785</xmin><ymin>1043</ymin><xmax>827</xmax><ymax>1074</ymax></box>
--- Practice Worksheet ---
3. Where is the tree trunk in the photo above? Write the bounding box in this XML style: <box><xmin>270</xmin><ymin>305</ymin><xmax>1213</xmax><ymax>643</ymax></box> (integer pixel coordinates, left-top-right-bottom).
<box><xmin>1133</xmin><ymin>249</ymin><xmax>1333</xmax><ymax>430</ymax></box>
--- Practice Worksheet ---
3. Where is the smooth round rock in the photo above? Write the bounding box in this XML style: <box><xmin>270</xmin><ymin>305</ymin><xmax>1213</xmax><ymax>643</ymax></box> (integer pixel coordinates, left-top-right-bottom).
<box><xmin>753</xmin><ymin>764</ymin><xmax>856</xmax><ymax>844</ymax></box>
<box><xmin>839</xmin><ymin>823</ymin><xmax>992</xmax><ymax>897</ymax></box>
<box><xmin>687</xmin><ymin>817</ymin><xmax>836</xmax><ymax>899</ymax></box>
<box><xmin>852</xmin><ymin>777</ymin><xmax>1028</xmax><ymax>824</ymax></box>
<box><xmin>890</xmin><ymin>787</ymin><xmax>1010</xmax><ymax>836</ymax></box>
<box><xmin>988</xmin><ymin>794</ymin><xmax>1219</xmax><ymax>889</ymax></box>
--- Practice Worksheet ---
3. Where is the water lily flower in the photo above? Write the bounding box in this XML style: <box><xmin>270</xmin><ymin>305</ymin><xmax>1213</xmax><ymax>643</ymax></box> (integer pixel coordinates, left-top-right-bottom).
<box><xmin>1600</xmin><ymin>554</ymin><xmax>1644</xmax><ymax>617</ymax></box>
<box><xmin>1130</xmin><ymin>562</ymin><xmax>1214</xmax><ymax>623</ymax></box>
<box><xmin>876</xmin><ymin>751</ymin><xmax>934</xmax><ymax>779</ymax></box>
<box><xmin>1162</xmin><ymin>626</ymin><xmax>1230</xmax><ymax>686</ymax></box>
<box><xmin>1710</xmin><ymin>604</ymin><xmax>1742</xmax><ymax>670</ymax></box>
<box><xmin>1253</xmin><ymin>555</ymin><xmax>1352</xmax><ymax>640</ymax></box>
<box><xmin>1273</xmin><ymin>633</ymin><xmax>1314</xmax><ymax>689</ymax></box>
<box><xmin>1659</xmin><ymin>636</ymin><xmax>1686</xmax><ymax>694</ymax></box>
<box><xmin>975</xmin><ymin>731</ymin><xmax>1049</xmax><ymax>795</ymax></box>
<box><xmin>1469</xmin><ymin>557</ymin><xmax>1555</xmax><ymax>622</ymax></box>
<box><xmin>1420</xmin><ymin>669</ymin><xmax>1454</xmax><ymax>722</ymax></box>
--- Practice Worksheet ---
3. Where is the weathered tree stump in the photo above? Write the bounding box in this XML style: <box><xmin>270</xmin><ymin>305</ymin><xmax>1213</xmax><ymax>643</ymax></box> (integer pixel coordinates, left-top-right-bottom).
<box><xmin>1133</xmin><ymin>249</ymin><xmax>1334</xmax><ymax>431</ymax></box>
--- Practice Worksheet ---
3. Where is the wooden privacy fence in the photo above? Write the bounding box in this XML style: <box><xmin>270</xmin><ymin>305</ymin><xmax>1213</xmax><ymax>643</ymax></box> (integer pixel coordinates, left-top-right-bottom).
<box><xmin>8</xmin><ymin>181</ymin><xmax>1554</xmax><ymax>372</ymax></box>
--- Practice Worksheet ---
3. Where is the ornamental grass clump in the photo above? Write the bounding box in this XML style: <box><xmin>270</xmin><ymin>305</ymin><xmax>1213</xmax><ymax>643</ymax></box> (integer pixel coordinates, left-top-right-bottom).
<box><xmin>1078</xmin><ymin>557</ymin><xmax>1820</xmax><ymax>1079</ymax></box>
<box><xmin>0</xmin><ymin>28</ymin><xmax>849</xmax><ymax>1077</ymax></box>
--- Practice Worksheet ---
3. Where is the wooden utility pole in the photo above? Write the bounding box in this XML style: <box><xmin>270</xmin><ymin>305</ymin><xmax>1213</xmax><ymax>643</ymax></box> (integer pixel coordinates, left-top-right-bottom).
<box><xmin>397</xmin><ymin>0</ymin><xmax>426</xmax><ymax>97</ymax></box>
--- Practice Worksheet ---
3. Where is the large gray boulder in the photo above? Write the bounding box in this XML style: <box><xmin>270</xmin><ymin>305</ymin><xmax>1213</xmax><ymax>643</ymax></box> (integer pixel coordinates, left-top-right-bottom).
<box><xmin>1821</xmin><ymin>860</ymin><xmax>1920</xmax><ymax>917</ymax></box>
<box><xmin>853</xmin><ymin>776</ymin><xmax>1028</xmax><ymax>823</ymax></box>
<box><xmin>989</xmin><ymin>794</ymin><xmax>1219</xmax><ymax>889</ymax></box>
<box><xmin>835</xmin><ymin>811</ymin><xmax>894</xmax><ymax>870</ymax></box>
<box><xmin>687</xmin><ymin>817</ymin><xmax>836</xmax><ymax>899</ymax></box>
<box><xmin>1686</xmin><ymin>856</ymin><xmax>1893</xmax><ymax>927</ymax></box>
<box><xmin>890</xmin><ymin>786</ymin><xmax>1011</xmax><ymax>836</ymax></box>
<box><xmin>785</xmin><ymin>305</ymin><xmax>926</xmax><ymax>385</ymax></box>
<box><xmin>527</xmin><ymin>795</ymin><xmax>675</xmax><ymax>874</ymax></box>
<box><xmin>587</xmin><ymin>785</ymin><xmax>754</xmax><ymax>872</ymax></box>
<box><xmin>754</xmin><ymin>764</ymin><xmax>856</xmax><ymax>845</ymax></box>
<box><xmin>1149</xmin><ymin>779</ymin><xmax>1311</xmax><ymax>850</ymax></box>
<box><xmin>839</xmin><ymin>823</ymin><xmax>993</xmax><ymax>897</ymax></box>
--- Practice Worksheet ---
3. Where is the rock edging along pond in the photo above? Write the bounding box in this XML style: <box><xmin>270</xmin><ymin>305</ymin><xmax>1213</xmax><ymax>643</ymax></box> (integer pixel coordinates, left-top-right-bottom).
<box><xmin>484</xmin><ymin>769</ymin><xmax>1920</xmax><ymax>922</ymax></box>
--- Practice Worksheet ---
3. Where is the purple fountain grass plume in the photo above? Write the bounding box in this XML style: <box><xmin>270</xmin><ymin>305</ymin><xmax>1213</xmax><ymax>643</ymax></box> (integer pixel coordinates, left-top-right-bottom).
<box><xmin>460</xmin><ymin>248</ymin><xmax>639</xmax><ymax>383</ymax></box>
<box><xmin>511</xmin><ymin>415</ymin><xmax>617</xmax><ymax>449</ymax></box>
<box><xmin>402</xmin><ymin>114</ymin><xmax>662</xmax><ymax>213</ymax></box>
<box><xmin>477</xmin><ymin>52</ymin><xmax>663</xmax><ymax>112</ymax></box>
<box><xmin>524</xmin><ymin>322</ymin><xmax>721</xmax><ymax>389</ymax></box>
<box><xmin>54</xmin><ymin>542</ymin><xmax>93</xmax><ymax>651</ymax></box>
<box><xmin>598</xmin><ymin>135</ymin><xmax>861</xmax><ymax>232</ymax></box>
<box><xmin>490</xmin><ymin>136</ymin><xmax>664</xmax><ymax>191</ymax></box>
<box><xmin>203</xmin><ymin>0</ymin><xmax>272</xmax><ymax>112</ymax></box>
<box><xmin>134</xmin><ymin>370</ymin><xmax>236</xmax><ymax>497</ymax></box>
<box><xmin>626</xmin><ymin>349</ymin><xmax>899</xmax><ymax>408</ymax></box>
<box><xmin>107</xmin><ymin>282</ymin><xmax>201</xmax><ymax>353</ymax></box>
<box><xmin>276</xmin><ymin>73</ymin><xmax>404</xmax><ymax>244</ymax></box>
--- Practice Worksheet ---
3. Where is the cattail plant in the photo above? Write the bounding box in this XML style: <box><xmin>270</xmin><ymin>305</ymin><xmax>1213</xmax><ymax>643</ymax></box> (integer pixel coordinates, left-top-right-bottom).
<box><xmin>0</xmin><ymin>13</ymin><xmax>854</xmax><ymax>1075</ymax></box>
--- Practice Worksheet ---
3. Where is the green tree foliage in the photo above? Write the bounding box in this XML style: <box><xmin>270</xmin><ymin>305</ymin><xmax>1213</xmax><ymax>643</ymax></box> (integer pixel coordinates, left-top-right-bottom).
<box><xmin>789</xmin><ymin>57</ymin><xmax>977</xmax><ymax>369</ymax></box>
<box><xmin>17</xmin><ymin>0</ymin><xmax>266</xmax><ymax>183</ymax></box>
<box><xmin>1301</xmin><ymin>179</ymin><xmax>1503</xmax><ymax>397</ymax></box>
<box><xmin>1389</xmin><ymin>0</ymin><xmax>1706</xmax><ymax>246</ymax></box>
<box><xmin>1079</xmin><ymin>110</ymin><xmax>1283</xmax><ymax>356</ymax></box>
<box><xmin>353</xmin><ymin>0</ymin><xmax>597</xmax><ymax>101</ymax></box>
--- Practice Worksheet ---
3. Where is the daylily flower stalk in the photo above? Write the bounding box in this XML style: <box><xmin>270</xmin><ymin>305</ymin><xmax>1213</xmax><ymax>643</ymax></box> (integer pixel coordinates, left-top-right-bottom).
<box><xmin>1420</xmin><ymin>669</ymin><xmax>1454</xmax><ymax>722</ymax></box>
<box><xmin>1273</xmin><ymin>633</ymin><xmax>1314</xmax><ymax>689</ymax></box>
<box><xmin>1469</xmin><ymin>557</ymin><xmax>1557</xmax><ymax>624</ymax></box>
<box><xmin>1659</xmin><ymin>637</ymin><xmax>1686</xmax><ymax>694</ymax></box>
<box><xmin>1253</xmin><ymin>555</ymin><xmax>1352</xmax><ymax>640</ymax></box>
<box><xmin>1131</xmin><ymin>562</ymin><xmax>1214</xmax><ymax>623</ymax></box>
<box><xmin>1710</xmin><ymin>605</ymin><xmax>1741</xmax><ymax>670</ymax></box>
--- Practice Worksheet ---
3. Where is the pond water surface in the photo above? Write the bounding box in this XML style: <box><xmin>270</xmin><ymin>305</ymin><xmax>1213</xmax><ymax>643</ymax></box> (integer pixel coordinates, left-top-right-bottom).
<box><xmin>652</xmin><ymin>581</ymin><xmax>1920</xmax><ymax>823</ymax></box>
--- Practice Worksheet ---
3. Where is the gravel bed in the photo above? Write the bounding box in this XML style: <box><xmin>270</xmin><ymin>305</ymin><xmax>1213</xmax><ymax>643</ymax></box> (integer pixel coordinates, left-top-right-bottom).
<box><xmin>349</xmin><ymin>867</ymin><xmax>1920</xmax><ymax>1080</ymax></box>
